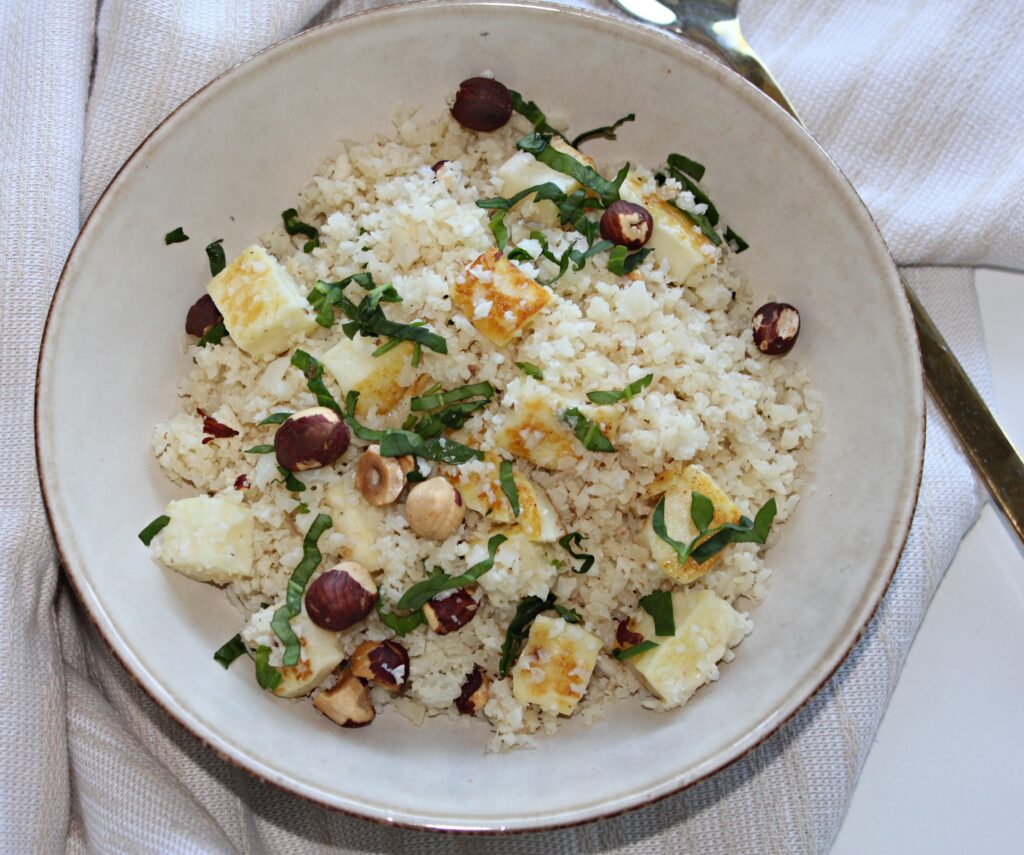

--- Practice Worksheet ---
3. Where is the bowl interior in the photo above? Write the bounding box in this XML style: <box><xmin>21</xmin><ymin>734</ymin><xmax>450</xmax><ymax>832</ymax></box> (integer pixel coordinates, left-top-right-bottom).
<box><xmin>37</xmin><ymin>0</ymin><xmax>922</xmax><ymax>831</ymax></box>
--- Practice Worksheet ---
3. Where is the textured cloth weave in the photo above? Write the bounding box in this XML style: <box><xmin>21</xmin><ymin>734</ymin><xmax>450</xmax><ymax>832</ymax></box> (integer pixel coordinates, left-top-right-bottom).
<box><xmin>2</xmin><ymin>1</ymin><xmax>1016</xmax><ymax>852</ymax></box>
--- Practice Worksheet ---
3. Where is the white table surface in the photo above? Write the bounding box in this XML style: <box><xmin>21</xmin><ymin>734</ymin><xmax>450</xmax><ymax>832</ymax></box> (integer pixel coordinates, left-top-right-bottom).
<box><xmin>832</xmin><ymin>268</ymin><xmax>1024</xmax><ymax>854</ymax></box>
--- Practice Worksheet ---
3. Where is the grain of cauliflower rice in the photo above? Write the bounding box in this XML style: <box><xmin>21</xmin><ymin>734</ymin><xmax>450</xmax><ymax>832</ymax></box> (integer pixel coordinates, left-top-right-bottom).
<box><xmin>145</xmin><ymin>77</ymin><xmax>820</xmax><ymax>752</ymax></box>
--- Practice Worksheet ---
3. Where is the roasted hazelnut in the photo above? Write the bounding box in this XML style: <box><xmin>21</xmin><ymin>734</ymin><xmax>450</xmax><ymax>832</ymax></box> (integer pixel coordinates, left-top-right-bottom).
<box><xmin>423</xmin><ymin>587</ymin><xmax>479</xmax><ymax>635</ymax></box>
<box><xmin>350</xmin><ymin>639</ymin><xmax>410</xmax><ymax>692</ymax></box>
<box><xmin>356</xmin><ymin>444</ymin><xmax>413</xmax><ymax>506</ymax></box>
<box><xmin>455</xmin><ymin>665</ymin><xmax>491</xmax><ymax>715</ymax></box>
<box><xmin>274</xmin><ymin>406</ymin><xmax>350</xmax><ymax>471</ymax></box>
<box><xmin>405</xmin><ymin>477</ymin><xmax>465</xmax><ymax>540</ymax></box>
<box><xmin>185</xmin><ymin>294</ymin><xmax>223</xmax><ymax>337</ymax></box>
<box><xmin>599</xmin><ymin>201</ymin><xmax>654</xmax><ymax>250</ymax></box>
<box><xmin>752</xmin><ymin>302</ymin><xmax>801</xmax><ymax>355</ymax></box>
<box><xmin>432</xmin><ymin>160</ymin><xmax>449</xmax><ymax>174</ymax></box>
<box><xmin>305</xmin><ymin>562</ymin><xmax>377</xmax><ymax>631</ymax></box>
<box><xmin>615</xmin><ymin>618</ymin><xmax>644</xmax><ymax>649</ymax></box>
<box><xmin>312</xmin><ymin>669</ymin><xmax>375</xmax><ymax>728</ymax></box>
<box><xmin>451</xmin><ymin>77</ymin><xmax>513</xmax><ymax>132</ymax></box>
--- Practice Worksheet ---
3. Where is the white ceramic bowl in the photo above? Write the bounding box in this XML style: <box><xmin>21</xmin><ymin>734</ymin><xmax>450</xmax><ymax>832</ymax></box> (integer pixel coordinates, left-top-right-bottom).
<box><xmin>36</xmin><ymin>0</ymin><xmax>923</xmax><ymax>832</ymax></box>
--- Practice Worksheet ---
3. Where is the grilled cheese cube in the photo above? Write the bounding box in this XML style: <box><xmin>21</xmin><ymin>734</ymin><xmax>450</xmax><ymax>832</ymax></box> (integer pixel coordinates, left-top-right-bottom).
<box><xmin>207</xmin><ymin>245</ymin><xmax>316</xmax><ymax>356</ymax></box>
<box><xmin>452</xmin><ymin>248</ymin><xmax>551</xmax><ymax>347</ymax></box>
<box><xmin>320</xmin><ymin>335</ymin><xmax>416</xmax><ymax>417</ymax></box>
<box><xmin>448</xmin><ymin>454</ymin><xmax>564</xmax><ymax>542</ymax></box>
<box><xmin>496</xmin><ymin>137</ymin><xmax>598</xmax><ymax>222</ymax></box>
<box><xmin>242</xmin><ymin>604</ymin><xmax>344</xmax><ymax>698</ymax></box>
<box><xmin>644</xmin><ymin>464</ymin><xmax>742</xmax><ymax>584</ymax></box>
<box><xmin>157</xmin><ymin>496</ymin><xmax>253</xmax><ymax>583</ymax></box>
<box><xmin>324</xmin><ymin>478</ymin><xmax>385</xmax><ymax>571</ymax></box>
<box><xmin>624</xmin><ymin>589</ymin><xmax>751</xmax><ymax>709</ymax></box>
<box><xmin>496</xmin><ymin>382</ymin><xmax>579</xmax><ymax>470</ymax></box>
<box><xmin>619</xmin><ymin>175</ymin><xmax>717</xmax><ymax>285</ymax></box>
<box><xmin>511</xmin><ymin>615</ymin><xmax>602</xmax><ymax>716</ymax></box>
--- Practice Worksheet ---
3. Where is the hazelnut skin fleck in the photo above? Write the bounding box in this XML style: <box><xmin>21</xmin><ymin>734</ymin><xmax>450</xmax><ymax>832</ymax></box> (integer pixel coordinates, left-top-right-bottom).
<box><xmin>615</xmin><ymin>618</ymin><xmax>644</xmax><ymax>649</ymax></box>
<box><xmin>274</xmin><ymin>406</ymin><xmax>350</xmax><ymax>472</ymax></box>
<box><xmin>752</xmin><ymin>302</ymin><xmax>801</xmax><ymax>355</ymax></box>
<box><xmin>305</xmin><ymin>563</ymin><xmax>377</xmax><ymax>631</ymax></box>
<box><xmin>451</xmin><ymin>77</ymin><xmax>513</xmax><ymax>132</ymax></box>
<box><xmin>599</xmin><ymin>201</ymin><xmax>653</xmax><ymax>250</ymax></box>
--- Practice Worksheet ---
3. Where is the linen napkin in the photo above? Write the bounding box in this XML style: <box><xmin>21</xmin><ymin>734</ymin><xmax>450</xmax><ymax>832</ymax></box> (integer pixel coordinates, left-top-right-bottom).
<box><xmin>2</xmin><ymin>0</ymin><xmax>1017</xmax><ymax>852</ymax></box>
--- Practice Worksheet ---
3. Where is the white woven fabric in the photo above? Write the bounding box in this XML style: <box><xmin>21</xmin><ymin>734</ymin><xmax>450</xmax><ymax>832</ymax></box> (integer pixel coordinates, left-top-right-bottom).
<box><xmin>1</xmin><ymin>1</ymin><xmax>1015</xmax><ymax>852</ymax></box>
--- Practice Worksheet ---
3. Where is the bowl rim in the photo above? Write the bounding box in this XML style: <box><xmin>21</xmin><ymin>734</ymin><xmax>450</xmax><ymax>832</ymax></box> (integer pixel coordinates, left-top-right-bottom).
<box><xmin>35</xmin><ymin>0</ymin><xmax>925</xmax><ymax>834</ymax></box>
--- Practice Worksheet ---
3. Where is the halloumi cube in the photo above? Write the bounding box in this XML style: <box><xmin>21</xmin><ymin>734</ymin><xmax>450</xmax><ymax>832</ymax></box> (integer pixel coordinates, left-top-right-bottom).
<box><xmin>511</xmin><ymin>615</ymin><xmax>602</xmax><ymax>716</ymax></box>
<box><xmin>452</xmin><ymin>248</ymin><xmax>551</xmax><ymax>347</ymax></box>
<box><xmin>624</xmin><ymin>588</ymin><xmax>751</xmax><ymax>709</ymax></box>
<box><xmin>324</xmin><ymin>478</ymin><xmax>385</xmax><ymax>571</ymax></box>
<box><xmin>207</xmin><ymin>244</ymin><xmax>316</xmax><ymax>356</ymax></box>
<box><xmin>496</xmin><ymin>137</ymin><xmax>598</xmax><ymax>222</ymax></box>
<box><xmin>447</xmin><ymin>454</ymin><xmax>564</xmax><ymax>542</ymax></box>
<box><xmin>157</xmin><ymin>496</ymin><xmax>253</xmax><ymax>583</ymax></box>
<box><xmin>241</xmin><ymin>603</ymin><xmax>344</xmax><ymax>698</ymax></box>
<box><xmin>644</xmin><ymin>464</ymin><xmax>742</xmax><ymax>584</ymax></box>
<box><xmin>496</xmin><ymin>381</ymin><xmax>580</xmax><ymax>471</ymax></box>
<box><xmin>320</xmin><ymin>335</ymin><xmax>416</xmax><ymax>417</ymax></box>
<box><xmin>619</xmin><ymin>175</ymin><xmax>717</xmax><ymax>285</ymax></box>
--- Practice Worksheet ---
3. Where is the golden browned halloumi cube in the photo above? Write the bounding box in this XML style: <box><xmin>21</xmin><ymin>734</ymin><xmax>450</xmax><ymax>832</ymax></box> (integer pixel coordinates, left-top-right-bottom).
<box><xmin>644</xmin><ymin>464</ymin><xmax>742</xmax><ymax>584</ymax></box>
<box><xmin>207</xmin><ymin>245</ymin><xmax>317</xmax><ymax>356</ymax></box>
<box><xmin>447</xmin><ymin>454</ymin><xmax>564</xmax><ymax>542</ymax></box>
<box><xmin>319</xmin><ymin>335</ymin><xmax>417</xmax><ymax>417</ymax></box>
<box><xmin>496</xmin><ymin>383</ymin><xmax>580</xmax><ymax>471</ymax></box>
<box><xmin>451</xmin><ymin>248</ymin><xmax>551</xmax><ymax>347</ymax></box>
<box><xmin>511</xmin><ymin>615</ymin><xmax>602</xmax><ymax>716</ymax></box>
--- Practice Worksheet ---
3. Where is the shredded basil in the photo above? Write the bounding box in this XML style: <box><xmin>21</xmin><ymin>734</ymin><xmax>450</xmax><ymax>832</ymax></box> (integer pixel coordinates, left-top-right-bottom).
<box><xmin>293</xmin><ymin>502</ymin><xmax>310</xmax><ymax>515</ymax></box>
<box><xmin>396</xmin><ymin>534</ymin><xmax>507</xmax><ymax>611</ymax></box>
<box><xmin>164</xmin><ymin>227</ymin><xmax>189</xmax><ymax>244</ymax></box>
<box><xmin>662</xmin><ymin>153</ymin><xmax>742</xmax><ymax>248</ymax></box>
<box><xmin>380</xmin><ymin>431</ymin><xmax>484</xmax><ymax>465</ymax></box>
<box><xmin>586</xmin><ymin>374</ymin><xmax>654</xmax><ymax>405</ymax></box>
<box><xmin>638</xmin><ymin>590</ymin><xmax>676</xmax><ymax>636</ymax></box>
<box><xmin>725</xmin><ymin>227</ymin><xmax>749</xmax><ymax>253</ymax></box>
<box><xmin>213</xmin><ymin>634</ymin><xmax>246</xmax><ymax>669</ymax></box>
<box><xmin>290</xmin><ymin>350</ymin><xmax>342</xmax><ymax>415</ymax></box>
<box><xmin>562</xmin><ymin>407</ymin><xmax>615</xmax><ymax>452</ymax></box>
<box><xmin>666</xmin><ymin>153</ymin><xmax>706</xmax><ymax>182</ymax></box>
<box><xmin>557</xmin><ymin>532</ymin><xmax>595</xmax><ymax>574</ymax></box>
<box><xmin>244</xmin><ymin>444</ymin><xmax>275</xmax><ymax>454</ymax></box>
<box><xmin>411</xmin><ymin>381</ymin><xmax>495</xmax><ymax>412</ymax></box>
<box><xmin>270</xmin><ymin>513</ymin><xmax>332</xmax><ymax>666</ymax></box>
<box><xmin>205</xmin><ymin>239</ymin><xmax>226</xmax><ymax>276</ymax></box>
<box><xmin>516</xmin><ymin>362</ymin><xmax>544</xmax><ymax>380</ymax></box>
<box><xmin>258</xmin><ymin>412</ymin><xmax>292</xmax><ymax>426</ymax></box>
<box><xmin>196</xmin><ymin>321</ymin><xmax>228</xmax><ymax>348</ymax></box>
<box><xmin>499</xmin><ymin>460</ymin><xmax>520</xmax><ymax>517</ymax></box>
<box><xmin>612</xmin><ymin>640</ymin><xmax>659</xmax><ymax>661</ymax></box>
<box><xmin>253</xmin><ymin>645</ymin><xmax>282</xmax><ymax>691</ymax></box>
<box><xmin>375</xmin><ymin>596</ymin><xmax>426</xmax><ymax>635</ymax></box>
<box><xmin>570</xmin><ymin>113</ymin><xmax>636</xmax><ymax>148</ymax></box>
<box><xmin>507</xmin><ymin>90</ymin><xmax>566</xmax><ymax>139</ymax></box>
<box><xmin>498</xmin><ymin>592</ymin><xmax>581</xmax><ymax>676</ymax></box>
<box><xmin>276</xmin><ymin>466</ymin><xmax>306</xmax><ymax>493</ymax></box>
<box><xmin>281</xmin><ymin>208</ymin><xmax>319</xmax><ymax>253</ymax></box>
<box><xmin>652</xmin><ymin>492</ymin><xmax>777</xmax><ymax>566</ymax></box>
<box><xmin>607</xmin><ymin>245</ymin><xmax>652</xmax><ymax>276</ymax></box>
<box><xmin>517</xmin><ymin>132</ymin><xmax>628</xmax><ymax>207</ymax></box>
<box><xmin>138</xmin><ymin>515</ymin><xmax>170</xmax><ymax>545</ymax></box>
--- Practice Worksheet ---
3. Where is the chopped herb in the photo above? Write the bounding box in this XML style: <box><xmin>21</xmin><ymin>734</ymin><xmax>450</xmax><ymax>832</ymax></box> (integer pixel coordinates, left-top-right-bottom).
<box><xmin>253</xmin><ymin>645</ymin><xmax>281</xmax><ymax>691</ymax></box>
<box><xmin>164</xmin><ymin>227</ymin><xmax>189</xmax><ymax>244</ymax></box>
<box><xmin>396</xmin><ymin>534</ymin><xmax>507</xmax><ymax>611</ymax></box>
<box><xmin>516</xmin><ymin>362</ymin><xmax>544</xmax><ymax>380</ymax></box>
<box><xmin>663</xmin><ymin>153</ymin><xmax>734</xmax><ymax>247</ymax></box>
<box><xmin>724</xmin><ymin>227</ymin><xmax>749</xmax><ymax>254</ymax></box>
<box><xmin>562</xmin><ymin>407</ymin><xmax>615</xmax><ymax>452</ymax></box>
<box><xmin>666</xmin><ymin>153</ymin><xmax>705</xmax><ymax>182</ymax></box>
<box><xmin>293</xmin><ymin>502</ymin><xmax>310</xmax><ymax>515</ymax></box>
<box><xmin>586</xmin><ymin>373</ymin><xmax>654</xmax><ymax>405</ymax></box>
<box><xmin>205</xmin><ymin>239</ymin><xmax>226</xmax><ymax>276</ymax></box>
<box><xmin>489</xmin><ymin>210</ymin><xmax>510</xmax><ymax>251</ymax></box>
<box><xmin>138</xmin><ymin>515</ymin><xmax>170</xmax><ymax>545</ymax></box>
<box><xmin>380</xmin><ymin>431</ymin><xmax>484</xmax><ymax>465</ymax></box>
<box><xmin>244</xmin><ymin>444</ymin><xmax>275</xmax><ymax>454</ymax></box>
<box><xmin>375</xmin><ymin>597</ymin><xmax>426</xmax><ymax>635</ymax></box>
<box><xmin>652</xmin><ymin>492</ymin><xmax>777</xmax><ymax>566</ymax></box>
<box><xmin>570</xmin><ymin>113</ymin><xmax>636</xmax><ymax>148</ymax></box>
<box><xmin>196</xmin><ymin>321</ymin><xmax>229</xmax><ymax>348</ymax></box>
<box><xmin>498</xmin><ymin>592</ymin><xmax>581</xmax><ymax>676</ymax></box>
<box><xmin>507</xmin><ymin>90</ymin><xmax>566</xmax><ymax>139</ymax></box>
<box><xmin>270</xmin><ymin>513</ymin><xmax>332</xmax><ymax>666</ymax></box>
<box><xmin>499</xmin><ymin>460</ymin><xmax>520</xmax><ymax>517</ymax></box>
<box><xmin>276</xmin><ymin>465</ymin><xmax>306</xmax><ymax>493</ymax></box>
<box><xmin>281</xmin><ymin>208</ymin><xmax>319</xmax><ymax>253</ymax></box>
<box><xmin>290</xmin><ymin>350</ymin><xmax>342</xmax><ymax>415</ymax></box>
<box><xmin>638</xmin><ymin>590</ymin><xmax>675</xmax><ymax>636</ymax></box>
<box><xmin>557</xmin><ymin>532</ymin><xmax>595</xmax><ymax>574</ymax></box>
<box><xmin>411</xmin><ymin>342</ymin><xmax>422</xmax><ymax>368</ymax></box>
<box><xmin>411</xmin><ymin>381</ymin><xmax>495</xmax><ymax>412</ymax></box>
<box><xmin>607</xmin><ymin>245</ymin><xmax>652</xmax><ymax>276</ymax></box>
<box><xmin>612</xmin><ymin>640</ymin><xmax>659</xmax><ymax>660</ymax></box>
<box><xmin>343</xmin><ymin>391</ymin><xmax>388</xmax><ymax>442</ymax></box>
<box><xmin>213</xmin><ymin>634</ymin><xmax>246</xmax><ymax>669</ymax></box>
<box><xmin>517</xmin><ymin>132</ymin><xmax>628</xmax><ymax>207</ymax></box>
<box><xmin>258</xmin><ymin>412</ymin><xmax>292</xmax><ymax>426</ymax></box>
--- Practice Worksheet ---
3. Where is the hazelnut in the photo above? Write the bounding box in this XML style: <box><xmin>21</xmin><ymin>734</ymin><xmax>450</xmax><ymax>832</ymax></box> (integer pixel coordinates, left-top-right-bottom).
<box><xmin>423</xmin><ymin>587</ymin><xmax>479</xmax><ymax>635</ymax></box>
<box><xmin>305</xmin><ymin>562</ymin><xmax>378</xmax><ymax>631</ymax></box>
<box><xmin>615</xmin><ymin>618</ymin><xmax>644</xmax><ymax>649</ymax></box>
<box><xmin>405</xmin><ymin>477</ymin><xmax>465</xmax><ymax>540</ymax></box>
<box><xmin>185</xmin><ymin>294</ymin><xmax>223</xmax><ymax>337</ymax></box>
<box><xmin>455</xmin><ymin>665</ymin><xmax>491</xmax><ymax>715</ymax></box>
<box><xmin>350</xmin><ymin>639</ymin><xmax>410</xmax><ymax>692</ymax></box>
<box><xmin>312</xmin><ymin>669</ymin><xmax>375</xmax><ymax>728</ymax></box>
<box><xmin>432</xmin><ymin>160</ymin><xmax>449</xmax><ymax>174</ymax></box>
<box><xmin>752</xmin><ymin>302</ymin><xmax>801</xmax><ymax>355</ymax></box>
<box><xmin>356</xmin><ymin>444</ymin><xmax>413</xmax><ymax>506</ymax></box>
<box><xmin>451</xmin><ymin>77</ymin><xmax>513</xmax><ymax>132</ymax></box>
<box><xmin>274</xmin><ymin>406</ymin><xmax>350</xmax><ymax>471</ymax></box>
<box><xmin>599</xmin><ymin>201</ymin><xmax>654</xmax><ymax>250</ymax></box>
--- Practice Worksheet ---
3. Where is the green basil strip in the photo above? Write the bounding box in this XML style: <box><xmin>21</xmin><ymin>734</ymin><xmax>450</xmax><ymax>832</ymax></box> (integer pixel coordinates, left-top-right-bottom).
<box><xmin>607</xmin><ymin>245</ymin><xmax>651</xmax><ymax>276</ymax></box>
<box><xmin>276</xmin><ymin>466</ymin><xmax>306</xmax><ymax>493</ymax></box>
<box><xmin>375</xmin><ymin>597</ymin><xmax>426</xmax><ymax>635</ymax></box>
<box><xmin>138</xmin><ymin>515</ymin><xmax>170</xmax><ymax>546</ymax></box>
<box><xmin>507</xmin><ymin>90</ymin><xmax>566</xmax><ymax>139</ymax></box>
<box><xmin>489</xmin><ymin>211</ymin><xmax>510</xmax><ymax>251</ymax></box>
<box><xmin>622</xmin><ymin>247</ymin><xmax>652</xmax><ymax>274</ymax></box>
<box><xmin>281</xmin><ymin>208</ymin><xmax>319</xmax><ymax>253</ymax></box>
<box><xmin>554</xmin><ymin>604</ymin><xmax>582</xmax><ymax>623</ymax></box>
<box><xmin>638</xmin><ymin>590</ymin><xmax>676</xmax><ymax>637</ymax></box>
<box><xmin>724</xmin><ymin>227</ymin><xmax>749</xmax><ymax>253</ymax></box>
<box><xmin>499</xmin><ymin>460</ymin><xmax>520</xmax><ymax>517</ymax></box>
<box><xmin>253</xmin><ymin>645</ymin><xmax>282</xmax><ymax>691</ymax></box>
<box><xmin>270</xmin><ymin>513</ymin><xmax>332</xmax><ymax>667</ymax></box>
<box><xmin>397</xmin><ymin>534</ymin><xmax>507</xmax><ymax>611</ymax></box>
<box><xmin>343</xmin><ymin>391</ymin><xmax>388</xmax><ymax>441</ymax></box>
<box><xmin>258</xmin><ymin>412</ymin><xmax>292</xmax><ymax>426</ymax></box>
<box><xmin>666</xmin><ymin>153</ymin><xmax>706</xmax><ymax>182</ymax></box>
<box><xmin>164</xmin><ymin>227</ymin><xmax>189</xmax><ymax>244</ymax></box>
<box><xmin>652</xmin><ymin>492</ymin><xmax>778</xmax><ymax>566</ymax></box>
<box><xmin>690</xmin><ymin>492</ymin><xmax>715</xmax><ymax>532</ymax></box>
<box><xmin>562</xmin><ymin>407</ymin><xmax>615</xmax><ymax>452</ymax></box>
<box><xmin>356</xmin><ymin>311</ymin><xmax>448</xmax><ymax>355</ymax></box>
<box><xmin>293</xmin><ymin>502</ymin><xmax>310</xmax><ymax>515</ymax></box>
<box><xmin>196</xmin><ymin>321</ymin><xmax>229</xmax><ymax>348</ymax></box>
<box><xmin>373</xmin><ymin>321</ymin><xmax>424</xmax><ymax>358</ymax></box>
<box><xmin>515</xmin><ymin>362</ymin><xmax>544</xmax><ymax>380</ymax></box>
<box><xmin>290</xmin><ymin>350</ymin><xmax>342</xmax><ymax>415</ymax></box>
<box><xmin>557</xmin><ymin>531</ymin><xmax>595</xmax><ymax>574</ymax></box>
<box><xmin>517</xmin><ymin>132</ymin><xmax>627</xmax><ymax>206</ymax></box>
<box><xmin>570</xmin><ymin>112</ymin><xmax>636</xmax><ymax>148</ymax></box>
<box><xmin>498</xmin><ymin>593</ymin><xmax>555</xmax><ymax>676</ymax></box>
<box><xmin>411</xmin><ymin>381</ymin><xmax>495</xmax><ymax>412</ymax></box>
<box><xmin>205</xmin><ymin>239</ymin><xmax>226</xmax><ymax>276</ymax></box>
<box><xmin>244</xmin><ymin>444</ymin><xmax>275</xmax><ymax>454</ymax></box>
<box><xmin>664</xmin><ymin>157</ymin><xmax>723</xmax><ymax>245</ymax></box>
<box><xmin>612</xmin><ymin>640</ymin><xmax>659</xmax><ymax>661</ymax></box>
<box><xmin>213</xmin><ymin>634</ymin><xmax>246</xmax><ymax>669</ymax></box>
<box><xmin>586</xmin><ymin>373</ymin><xmax>654</xmax><ymax>405</ymax></box>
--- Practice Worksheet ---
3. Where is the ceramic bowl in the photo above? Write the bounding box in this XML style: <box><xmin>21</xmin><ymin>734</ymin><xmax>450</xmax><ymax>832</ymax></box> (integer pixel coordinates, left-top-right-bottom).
<box><xmin>36</xmin><ymin>0</ymin><xmax>923</xmax><ymax>832</ymax></box>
